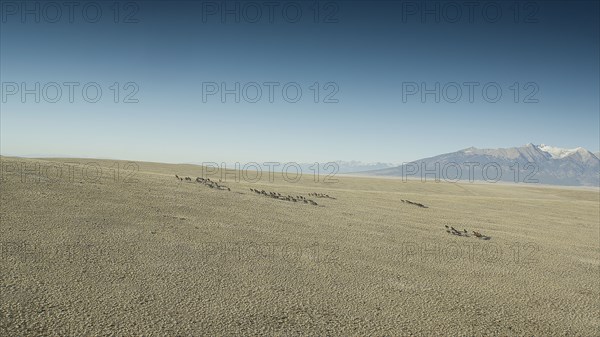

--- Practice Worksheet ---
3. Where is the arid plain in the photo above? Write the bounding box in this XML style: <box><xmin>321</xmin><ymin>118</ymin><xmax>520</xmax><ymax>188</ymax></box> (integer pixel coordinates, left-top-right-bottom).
<box><xmin>1</xmin><ymin>156</ymin><xmax>598</xmax><ymax>336</ymax></box>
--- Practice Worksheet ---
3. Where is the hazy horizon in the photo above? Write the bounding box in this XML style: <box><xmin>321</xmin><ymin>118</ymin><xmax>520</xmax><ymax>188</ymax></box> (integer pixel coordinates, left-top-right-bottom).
<box><xmin>1</xmin><ymin>141</ymin><xmax>598</xmax><ymax>167</ymax></box>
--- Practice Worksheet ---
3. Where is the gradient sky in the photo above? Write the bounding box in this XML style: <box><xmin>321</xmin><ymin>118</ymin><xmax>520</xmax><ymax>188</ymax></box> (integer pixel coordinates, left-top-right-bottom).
<box><xmin>1</xmin><ymin>0</ymin><xmax>598</xmax><ymax>164</ymax></box>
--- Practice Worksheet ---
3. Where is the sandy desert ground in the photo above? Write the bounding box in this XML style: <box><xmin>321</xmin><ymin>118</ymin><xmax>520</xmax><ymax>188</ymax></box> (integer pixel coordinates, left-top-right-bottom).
<box><xmin>1</xmin><ymin>156</ymin><xmax>598</xmax><ymax>336</ymax></box>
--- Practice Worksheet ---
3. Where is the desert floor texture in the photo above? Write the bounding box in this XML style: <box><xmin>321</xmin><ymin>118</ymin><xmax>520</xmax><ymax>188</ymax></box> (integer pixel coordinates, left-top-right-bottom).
<box><xmin>1</xmin><ymin>156</ymin><xmax>598</xmax><ymax>336</ymax></box>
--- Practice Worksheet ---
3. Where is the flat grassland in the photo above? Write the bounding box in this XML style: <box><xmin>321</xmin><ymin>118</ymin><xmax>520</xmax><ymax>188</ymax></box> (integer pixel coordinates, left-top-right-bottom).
<box><xmin>1</xmin><ymin>157</ymin><xmax>598</xmax><ymax>336</ymax></box>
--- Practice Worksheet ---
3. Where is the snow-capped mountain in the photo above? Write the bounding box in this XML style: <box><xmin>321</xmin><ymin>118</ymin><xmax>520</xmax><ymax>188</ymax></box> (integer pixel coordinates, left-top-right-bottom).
<box><xmin>363</xmin><ymin>144</ymin><xmax>600</xmax><ymax>187</ymax></box>
<box><xmin>539</xmin><ymin>144</ymin><xmax>586</xmax><ymax>159</ymax></box>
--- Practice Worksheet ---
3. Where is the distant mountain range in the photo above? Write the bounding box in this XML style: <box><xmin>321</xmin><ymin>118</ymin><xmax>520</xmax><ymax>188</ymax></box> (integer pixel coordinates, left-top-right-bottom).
<box><xmin>6</xmin><ymin>145</ymin><xmax>598</xmax><ymax>187</ymax></box>
<box><xmin>312</xmin><ymin>161</ymin><xmax>397</xmax><ymax>174</ymax></box>
<box><xmin>188</xmin><ymin>161</ymin><xmax>398</xmax><ymax>175</ymax></box>
<box><xmin>359</xmin><ymin>144</ymin><xmax>600</xmax><ymax>187</ymax></box>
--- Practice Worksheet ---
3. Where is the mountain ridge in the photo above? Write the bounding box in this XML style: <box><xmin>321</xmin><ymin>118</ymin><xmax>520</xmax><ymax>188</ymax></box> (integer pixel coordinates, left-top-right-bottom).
<box><xmin>360</xmin><ymin>144</ymin><xmax>600</xmax><ymax>187</ymax></box>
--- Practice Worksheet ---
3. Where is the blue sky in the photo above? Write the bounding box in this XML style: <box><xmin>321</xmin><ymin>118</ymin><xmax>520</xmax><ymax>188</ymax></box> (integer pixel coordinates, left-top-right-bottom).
<box><xmin>1</xmin><ymin>0</ymin><xmax>598</xmax><ymax>164</ymax></box>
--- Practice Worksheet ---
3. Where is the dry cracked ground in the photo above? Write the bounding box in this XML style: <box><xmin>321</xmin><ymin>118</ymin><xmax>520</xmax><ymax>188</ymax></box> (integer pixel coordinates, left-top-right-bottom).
<box><xmin>0</xmin><ymin>157</ymin><xmax>598</xmax><ymax>336</ymax></box>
